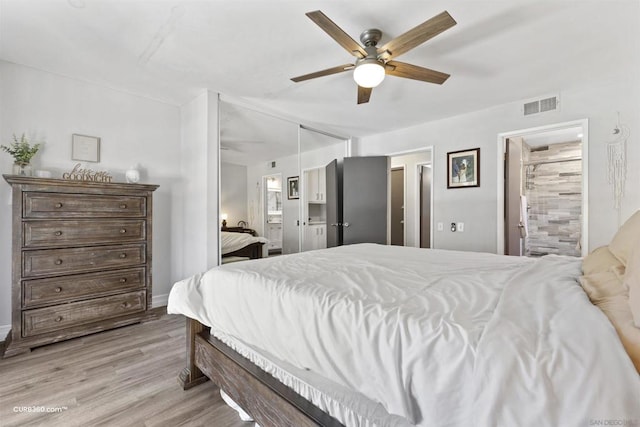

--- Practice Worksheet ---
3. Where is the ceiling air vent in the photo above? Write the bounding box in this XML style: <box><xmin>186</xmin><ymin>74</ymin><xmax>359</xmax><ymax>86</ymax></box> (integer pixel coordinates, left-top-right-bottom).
<box><xmin>522</xmin><ymin>95</ymin><xmax>559</xmax><ymax>116</ymax></box>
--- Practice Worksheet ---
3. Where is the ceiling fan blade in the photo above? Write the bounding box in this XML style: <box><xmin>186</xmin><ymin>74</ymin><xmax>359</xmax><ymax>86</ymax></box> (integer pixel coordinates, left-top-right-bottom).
<box><xmin>378</xmin><ymin>11</ymin><xmax>456</xmax><ymax>60</ymax></box>
<box><xmin>291</xmin><ymin>64</ymin><xmax>354</xmax><ymax>82</ymax></box>
<box><xmin>385</xmin><ymin>61</ymin><xmax>450</xmax><ymax>84</ymax></box>
<box><xmin>306</xmin><ymin>11</ymin><xmax>367</xmax><ymax>58</ymax></box>
<box><xmin>357</xmin><ymin>86</ymin><xmax>372</xmax><ymax>104</ymax></box>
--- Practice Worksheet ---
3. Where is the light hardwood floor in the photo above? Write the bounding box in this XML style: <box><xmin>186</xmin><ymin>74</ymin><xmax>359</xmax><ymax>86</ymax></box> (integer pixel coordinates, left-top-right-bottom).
<box><xmin>0</xmin><ymin>312</ymin><xmax>251</xmax><ymax>427</ymax></box>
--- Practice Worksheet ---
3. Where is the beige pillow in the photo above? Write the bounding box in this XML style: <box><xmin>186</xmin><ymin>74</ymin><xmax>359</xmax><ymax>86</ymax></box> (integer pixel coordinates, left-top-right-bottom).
<box><xmin>580</xmin><ymin>270</ymin><xmax>640</xmax><ymax>373</ymax></box>
<box><xmin>624</xmin><ymin>238</ymin><xmax>640</xmax><ymax>328</ymax></box>
<box><xmin>582</xmin><ymin>245</ymin><xmax>623</xmax><ymax>276</ymax></box>
<box><xmin>609</xmin><ymin>210</ymin><xmax>640</xmax><ymax>266</ymax></box>
<box><xmin>596</xmin><ymin>293</ymin><xmax>640</xmax><ymax>374</ymax></box>
<box><xmin>580</xmin><ymin>271</ymin><xmax>626</xmax><ymax>303</ymax></box>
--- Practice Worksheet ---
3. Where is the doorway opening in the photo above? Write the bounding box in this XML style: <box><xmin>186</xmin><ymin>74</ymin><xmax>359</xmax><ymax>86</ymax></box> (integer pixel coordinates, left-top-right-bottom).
<box><xmin>497</xmin><ymin>120</ymin><xmax>589</xmax><ymax>257</ymax></box>
<box><xmin>263</xmin><ymin>174</ymin><xmax>283</xmax><ymax>255</ymax></box>
<box><xmin>387</xmin><ymin>148</ymin><xmax>433</xmax><ymax>248</ymax></box>
<box><xmin>419</xmin><ymin>164</ymin><xmax>432</xmax><ymax>249</ymax></box>
<box><xmin>390</xmin><ymin>167</ymin><xmax>405</xmax><ymax>246</ymax></box>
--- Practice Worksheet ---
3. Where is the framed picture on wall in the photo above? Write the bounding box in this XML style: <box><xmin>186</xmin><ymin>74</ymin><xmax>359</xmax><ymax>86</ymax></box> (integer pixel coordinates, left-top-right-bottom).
<box><xmin>287</xmin><ymin>176</ymin><xmax>299</xmax><ymax>199</ymax></box>
<box><xmin>72</xmin><ymin>134</ymin><xmax>101</xmax><ymax>163</ymax></box>
<box><xmin>447</xmin><ymin>148</ymin><xmax>480</xmax><ymax>188</ymax></box>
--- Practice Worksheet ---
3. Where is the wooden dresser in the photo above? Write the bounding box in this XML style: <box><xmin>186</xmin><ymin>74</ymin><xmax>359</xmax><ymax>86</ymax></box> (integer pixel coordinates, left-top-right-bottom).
<box><xmin>2</xmin><ymin>175</ymin><xmax>159</xmax><ymax>357</ymax></box>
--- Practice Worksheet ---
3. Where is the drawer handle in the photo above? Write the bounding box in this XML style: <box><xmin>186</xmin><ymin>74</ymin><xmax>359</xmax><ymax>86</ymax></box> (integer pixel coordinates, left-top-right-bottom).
<box><xmin>55</xmin><ymin>259</ymin><xmax>63</xmax><ymax>265</ymax></box>
<box><xmin>119</xmin><ymin>204</ymin><xmax>127</xmax><ymax>209</ymax></box>
<box><xmin>54</xmin><ymin>203</ymin><xmax>63</xmax><ymax>208</ymax></box>
<box><xmin>119</xmin><ymin>253</ymin><xmax>127</xmax><ymax>259</ymax></box>
<box><xmin>119</xmin><ymin>278</ymin><xmax>127</xmax><ymax>283</ymax></box>
<box><xmin>54</xmin><ymin>231</ymin><xmax>63</xmax><ymax>236</ymax></box>
<box><xmin>54</xmin><ymin>287</ymin><xmax>62</xmax><ymax>293</ymax></box>
<box><xmin>119</xmin><ymin>229</ymin><xmax>127</xmax><ymax>234</ymax></box>
<box><xmin>55</xmin><ymin>316</ymin><xmax>63</xmax><ymax>322</ymax></box>
<box><xmin>121</xmin><ymin>302</ymin><xmax>129</xmax><ymax>309</ymax></box>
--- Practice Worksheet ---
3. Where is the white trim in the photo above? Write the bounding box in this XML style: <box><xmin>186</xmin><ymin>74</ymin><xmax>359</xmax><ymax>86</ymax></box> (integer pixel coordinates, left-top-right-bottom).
<box><xmin>386</xmin><ymin>146</ymin><xmax>434</xmax><ymax>157</ymax></box>
<box><xmin>297</xmin><ymin>126</ymin><xmax>302</xmax><ymax>253</ymax></box>
<box><xmin>152</xmin><ymin>293</ymin><xmax>169</xmax><ymax>308</ymax></box>
<box><xmin>300</xmin><ymin>166</ymin><xmax>317</xmax><ymax>251</ymax></box>
<box><xmin>216</xmin><ymin>92</ymin><xmax>222</xmax><ymax>267</ymax></box>
<box><xmin>0</xmin><ymin>324</ymin><xmax>10</xmax><ymax>340</ymax></box>
<box><xmin>496</xmin><ymin>119</ymin><xmax>589</xmax><ymax>256</ymax></box>
<box><xmin>416</xmin><ymin>161</ymin><xmax>434</xmax><ymax>249</ymax></box>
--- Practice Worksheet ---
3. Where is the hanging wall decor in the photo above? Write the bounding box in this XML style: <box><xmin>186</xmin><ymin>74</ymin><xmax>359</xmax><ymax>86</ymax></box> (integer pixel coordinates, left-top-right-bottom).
<box><xmin>607</xmin><ymin>113</ymin><xmax>629</xmax><ymax>211</ymax></box>
<box><xmin>447</xmin><ymin>148</ymin><xmax>480</xmax><ymax>188</ymax></box>
<box><xmin>72</xmin><ymin>134</ymin><xmax>100</xmax><ymax>162</ymax></box>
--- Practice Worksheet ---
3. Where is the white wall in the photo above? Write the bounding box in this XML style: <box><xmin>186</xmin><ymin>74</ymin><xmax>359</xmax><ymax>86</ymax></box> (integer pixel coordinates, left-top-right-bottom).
<box><xmin>356</xmin><ymin>79</ymin><xmax>640</xmax><ymax>253</ymax></box>
<box><xmin>220</xmin><ymin>162</ymin><xmax>248</xmax><ymax>226</ymax></box>
<box><xmin>179</xmin><ymin>90</ymin><xmax>220</xmax><ymax>275</ymax></box>
<box><xmin>0</xmin><ymin>61</ymin><xmax>182</xmax><ymax>334</ymax></box>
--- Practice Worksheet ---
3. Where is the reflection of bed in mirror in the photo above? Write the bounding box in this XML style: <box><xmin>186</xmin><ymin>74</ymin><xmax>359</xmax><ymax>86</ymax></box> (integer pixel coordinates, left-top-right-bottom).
<box><xmin>221</xmin><ymin>229</ymin><xmax>268</xmax><ymax>260</ymax></box>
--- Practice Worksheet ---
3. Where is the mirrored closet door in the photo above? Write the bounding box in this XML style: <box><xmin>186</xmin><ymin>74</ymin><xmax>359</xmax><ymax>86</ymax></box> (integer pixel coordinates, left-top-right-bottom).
<box><xmin>299</xmin><ymin>127</ymin><xmax>348</xmax><ymax>252</ymax></box>
<box><xmin>219</xmin><ymin>99</ymin><xmax>300</xmax><ymax>264</ymax></box>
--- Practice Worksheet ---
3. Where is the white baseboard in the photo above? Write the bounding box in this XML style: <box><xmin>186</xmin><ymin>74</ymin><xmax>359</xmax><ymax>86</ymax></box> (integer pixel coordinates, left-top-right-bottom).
<box><xmin>152</xmin><ymin>293</ymin><xmax>168</xmax><ymax>308</ymax></box>
<box><xmin>0</xmin><ymin>324</ymin><xmax>10</xmax><ymax>339</ymax></box>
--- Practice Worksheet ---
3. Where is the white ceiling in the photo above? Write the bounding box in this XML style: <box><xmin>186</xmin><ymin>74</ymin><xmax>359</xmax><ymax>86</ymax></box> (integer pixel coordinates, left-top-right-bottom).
<box><xmin>0</xmin><ymin>0</ymin><xmax>637</xmax><ymax>138</ymax></box>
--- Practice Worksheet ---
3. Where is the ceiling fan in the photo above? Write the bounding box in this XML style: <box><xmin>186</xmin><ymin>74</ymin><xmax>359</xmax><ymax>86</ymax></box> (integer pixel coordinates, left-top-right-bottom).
<box><xmin>291</xmin><ymin>10</ymin><xmax>456</xmax><ymax>104</ymax></box>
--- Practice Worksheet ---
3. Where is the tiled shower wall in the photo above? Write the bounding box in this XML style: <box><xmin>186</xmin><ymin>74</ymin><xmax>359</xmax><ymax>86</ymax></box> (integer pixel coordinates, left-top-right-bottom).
<box><xmin>523</xmin><ymin>141</ymin><xmax>582</xmax><ymax>257</ymax></box>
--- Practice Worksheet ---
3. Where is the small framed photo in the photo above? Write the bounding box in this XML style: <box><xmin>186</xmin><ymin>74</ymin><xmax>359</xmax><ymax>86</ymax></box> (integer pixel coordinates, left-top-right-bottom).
<box><xmin>72</xmin><ymin>134</ymin><xmax>100</xmax><ymax>163</ymax></box>
<box><xmin>287</xmin><ymin>176</ymin><xmax>299</xmax><ymax>200</ymax></box>
<box><xmin>447</xmin><ymin>148</ymin><xmax>480</xmax><ymax>188</ymax></box>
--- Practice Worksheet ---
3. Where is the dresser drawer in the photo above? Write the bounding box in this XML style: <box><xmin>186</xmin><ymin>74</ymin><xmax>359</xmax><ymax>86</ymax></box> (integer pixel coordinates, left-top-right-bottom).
<box><xmin>23</xmin><ymin>219</ymin><xmax>146</xmax><ymax>248</ymax></box>
<box><xmin>22</xmin><ymin>268</ymin><xmax>146</xmax><ymax>308</ymax></box>
<box><xmin>23</xmin><ymin>244</ymin><xmax>146</xmax><ymax>277</ymax></box>
<box><xmin>24</xmin><ymin>192</ymin><xmax>146</xmax><ymax>218</ymax></box>
<box><xmin>22</xmin><ymin>290</ymin><xmax>146</xmax><ymax>337</ymax></box>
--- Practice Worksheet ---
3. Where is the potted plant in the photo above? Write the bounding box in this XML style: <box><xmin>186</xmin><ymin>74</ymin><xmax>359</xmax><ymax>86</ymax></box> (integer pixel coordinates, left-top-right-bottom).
<box><xmin>1</xmin><ymin>134</ymin><xmax>41</xmax><ymax>176</ymax></box>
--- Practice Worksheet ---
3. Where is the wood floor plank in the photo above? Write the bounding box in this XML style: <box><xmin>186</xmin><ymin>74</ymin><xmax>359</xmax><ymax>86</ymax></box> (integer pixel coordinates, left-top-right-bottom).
<box><xmin>0</xmin><ymin>314</ymin><xmax>252</xmax><ymax>427</ymax></box>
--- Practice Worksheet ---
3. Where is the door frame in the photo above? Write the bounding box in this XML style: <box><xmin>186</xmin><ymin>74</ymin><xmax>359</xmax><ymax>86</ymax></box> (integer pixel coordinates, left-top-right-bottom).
<box><xmin>390</xmin><ymin>166</ymin><xmax>407</xmax><ymax>246</ymax></box>
<box><xmin>416</xmin><ymin>162</ymin><xmax>433</xmax><ymax>249</ymax></box>
<box><xmin>300</xmin><ymin>165</ymin><xmax>321</xmax><ymax>251</ymax></box>
<box><xmin>262</xmin><ymin>173</ymin><xmax>283</xmax><ymax>252</ymax></box>
<box><xmin>386</xmin><ymin>146</ymin><xmax>434</xmax><ymax>248</ymax></box>
<box><xmin>496</xmin><ymin>119</ymin><xmax>589</xmax><ymax>256</ymax></box>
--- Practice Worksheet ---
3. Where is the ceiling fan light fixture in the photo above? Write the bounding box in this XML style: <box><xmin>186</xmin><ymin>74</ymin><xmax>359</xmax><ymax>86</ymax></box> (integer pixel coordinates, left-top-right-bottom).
<box><xmin>353</xmin><ymin>59</ymin><xmax>385</xmax><ymax>88</ymax></box>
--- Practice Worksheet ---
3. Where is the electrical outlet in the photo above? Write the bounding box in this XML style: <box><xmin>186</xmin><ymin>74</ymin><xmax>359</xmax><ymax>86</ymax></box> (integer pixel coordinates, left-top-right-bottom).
<box><xmin>457</xmin><ymin>222</ymin><xmax>464</xmax><ymax>232</ymax></box>
<box><xmin>437</xmin><ymin>222</ymin><xmax>443</xmax><ymax>232</ymax></box>
<box><xmin>450</xmin><ymin>222</ymin><xmax>457</xmax><ymax>232</ymax></box>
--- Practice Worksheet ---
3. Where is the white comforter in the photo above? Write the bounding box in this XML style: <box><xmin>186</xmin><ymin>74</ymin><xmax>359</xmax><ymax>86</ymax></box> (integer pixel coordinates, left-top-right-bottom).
<box><xmin>221</xmin><ymin>231</ymin><xmax>268</xmax><ymax>255</ymax></box>
<box><xmin>168</xmin><ymin>244</ymin><xmax>640</xmax><ymax>426</ymax></box>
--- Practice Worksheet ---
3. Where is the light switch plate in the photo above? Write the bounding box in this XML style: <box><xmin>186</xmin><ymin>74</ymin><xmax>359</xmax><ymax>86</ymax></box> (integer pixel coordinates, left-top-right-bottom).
<box><xmin>437</xmin><ymin>222</ymin><xmax>443</xmax><ymax>232</ymax></box>
<box><xmin>457</xmin><ymin>222</ymin><xmax>464</xmax><ymax>232</ymax></box>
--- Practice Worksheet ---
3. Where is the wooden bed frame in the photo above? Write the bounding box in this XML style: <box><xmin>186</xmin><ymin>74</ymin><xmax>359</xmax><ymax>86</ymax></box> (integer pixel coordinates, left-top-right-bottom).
<box><xmin>178</xmin><ymin>317</ymin><xmax>344</xmax><ymax>427</ymax></box>
<box><xmin>222</xmin><ymin>241</ymin><xmax>265</xmax><ymax>259</ymax></box>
